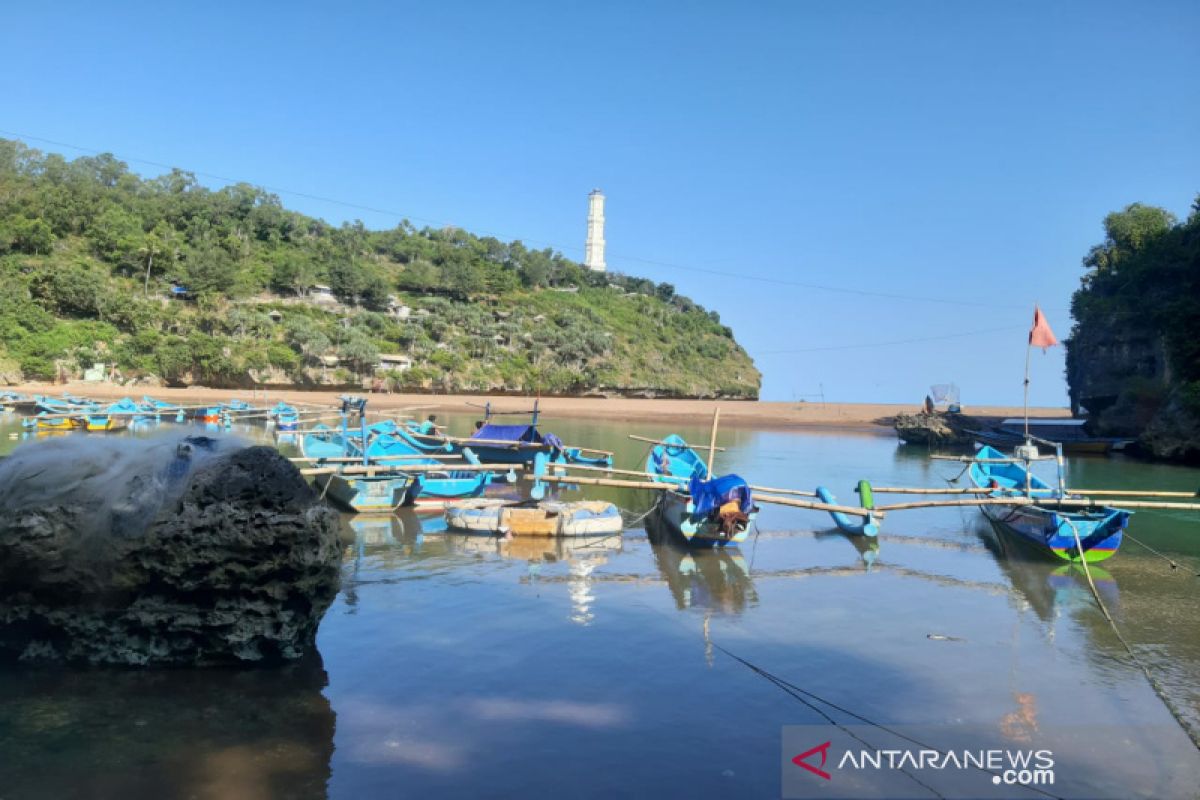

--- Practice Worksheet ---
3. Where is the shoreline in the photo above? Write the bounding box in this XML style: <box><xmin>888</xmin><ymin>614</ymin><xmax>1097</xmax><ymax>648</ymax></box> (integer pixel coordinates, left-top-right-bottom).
<box><xmin>5</xmin><ymin>382</ymin><xmax>1070</xmax><ymax>432</ymax></box>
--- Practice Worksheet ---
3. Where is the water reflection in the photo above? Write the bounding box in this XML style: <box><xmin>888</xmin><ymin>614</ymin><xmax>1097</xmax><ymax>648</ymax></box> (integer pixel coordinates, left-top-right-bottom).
<box><xmin>340</xmin><ymin>510</ymin><xmax>623</xmax><ymax>626</ymax></box>
<box><xmin>0</xmin><ymin>655</ymin><xmax>334</xmax><ymax>798</ymax></box>
<box><xmin>974</xmin><ymin>517</ymin><xmax>1121</xmax><ymax>625</ymax></box>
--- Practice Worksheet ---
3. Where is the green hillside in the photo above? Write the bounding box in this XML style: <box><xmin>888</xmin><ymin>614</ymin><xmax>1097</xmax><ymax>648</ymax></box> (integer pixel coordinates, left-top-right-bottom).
<box><xmin>0</xmin><ymin>139</ymin><xmax>759</xmax><ymax>398</ymax></box>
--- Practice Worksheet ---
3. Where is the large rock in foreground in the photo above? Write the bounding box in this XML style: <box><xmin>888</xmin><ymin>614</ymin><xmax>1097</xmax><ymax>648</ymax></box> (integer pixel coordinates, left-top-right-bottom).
<box><xmin>0</xmin><ymin>434</ymin><xmax>341</xmax><ymax>665</ymax></box>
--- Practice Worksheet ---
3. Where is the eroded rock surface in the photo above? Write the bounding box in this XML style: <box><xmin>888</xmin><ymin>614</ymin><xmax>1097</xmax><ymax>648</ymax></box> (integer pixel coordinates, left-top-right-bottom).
<box><xmin>0</xmin><ymin>434</ymin><xmax>341</xmax><ymax>665</ymax></box>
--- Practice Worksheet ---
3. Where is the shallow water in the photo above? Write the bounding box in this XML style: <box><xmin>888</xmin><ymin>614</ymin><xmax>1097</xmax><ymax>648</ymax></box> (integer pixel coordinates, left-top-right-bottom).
<box><xmin>1</xmin><ymin>411</ymin><xmax>1199</xmax><ymax>798</ymax></box>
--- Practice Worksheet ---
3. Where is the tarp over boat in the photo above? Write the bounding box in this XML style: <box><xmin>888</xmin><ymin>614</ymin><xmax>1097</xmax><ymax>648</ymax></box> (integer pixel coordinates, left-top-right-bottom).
<box><xmin>472</xmin><ymin>423</ymin><xmax>541</xmax><ymax>443</ymax></box>
<box><xmin>688</xmin><ymin>473</ymin><xmax>754</xmax><ymax>516</ymax></box>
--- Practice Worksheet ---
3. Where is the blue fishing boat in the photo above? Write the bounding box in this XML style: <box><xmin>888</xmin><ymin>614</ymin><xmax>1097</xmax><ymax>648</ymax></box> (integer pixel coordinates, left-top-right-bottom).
<box><xmin>141</xmin><ymin>396</ymin><xmax>185</xmax><ymax>422</ymax></box>
<box><xmin>303</xmin><ymin>424</ymin><xmax>415</xmax><ymax>513</ymax></box>
<box><xmin>268</xmin><ymin>401</ymin><xmax>300</xmax><ymax>431</ymax></box>
<box><xmin>644</xmin><ymin>434</ymin><xmax>756</xmax><ymax>546</ymax></box>
<box><xmin>84</xmin><ymin>397</ymin><xmax>142</xmax><ymax>432</ymax></box>
<box><xmin>366</xmin><ymin>434</ymin><xmax>498</xmax><ymax>508</ymax></box>
<box><xmin>968</xmin><ymin>445</ymin><xmax>1129</xmax><ymax>563</ymax></box>
<box><xmin>404</xmin><ymin>401</ymin><xmax>613</xmax><ymax>467</ymax></box>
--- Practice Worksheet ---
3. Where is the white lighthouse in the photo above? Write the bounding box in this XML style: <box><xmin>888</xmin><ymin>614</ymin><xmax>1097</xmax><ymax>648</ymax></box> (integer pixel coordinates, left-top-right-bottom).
<box><xmin>584</xmin><ymin>189</ymin><xmax>606</xmax><ymax>272</ymax></box>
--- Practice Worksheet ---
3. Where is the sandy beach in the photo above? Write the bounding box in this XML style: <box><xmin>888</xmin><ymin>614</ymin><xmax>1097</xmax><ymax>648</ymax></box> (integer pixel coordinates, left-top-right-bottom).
<box><xmin>7</xmin><ymin>382</ymin><xmax>1069</xmax><ymax>432</ymax></box>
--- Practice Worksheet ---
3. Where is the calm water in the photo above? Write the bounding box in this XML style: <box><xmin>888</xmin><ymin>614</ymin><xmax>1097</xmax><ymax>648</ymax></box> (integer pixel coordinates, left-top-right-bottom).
<box><xmin>1</xmin><ymin>411</ymin><xmax>1199</xmax><ymax>798</ymax></box>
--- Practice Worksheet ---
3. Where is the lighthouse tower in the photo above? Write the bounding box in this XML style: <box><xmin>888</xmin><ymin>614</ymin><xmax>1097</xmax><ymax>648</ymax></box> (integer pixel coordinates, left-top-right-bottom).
<box><xmin>584</xmin><ymin>189</ymin><xmax>606</xmax><ymax>272</ymax></box>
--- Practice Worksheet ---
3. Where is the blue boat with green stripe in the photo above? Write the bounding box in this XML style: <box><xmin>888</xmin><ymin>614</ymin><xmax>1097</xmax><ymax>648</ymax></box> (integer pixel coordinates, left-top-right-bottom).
<box><xmin>968</xmin><ymin>445</ymin><xmax>1129</xmax><ymax>563</ymax></box>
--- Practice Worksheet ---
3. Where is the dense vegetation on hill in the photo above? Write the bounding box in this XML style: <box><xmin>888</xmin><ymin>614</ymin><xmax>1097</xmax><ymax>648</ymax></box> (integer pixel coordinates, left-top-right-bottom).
<box><xmin>1066</xmin><ymin>197</ymin><xmax>1200</xmax><ymax>460</ymax></box>
<box><xmin>0</xmin><ymin>139</ymin><xmax>759</xmax><ymax>397</ymax></box>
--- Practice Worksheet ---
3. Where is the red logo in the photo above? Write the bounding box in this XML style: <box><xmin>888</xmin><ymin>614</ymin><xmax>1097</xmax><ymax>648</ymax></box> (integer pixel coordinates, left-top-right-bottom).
<box><xmin>792</xmin><ymin>741</ymin><xmax>832</xmax><ymax>780</ymax></box>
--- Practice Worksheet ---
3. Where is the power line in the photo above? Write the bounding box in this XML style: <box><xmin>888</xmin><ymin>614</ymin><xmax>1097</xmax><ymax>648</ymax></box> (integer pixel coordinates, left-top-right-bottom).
<box><xmin>0</xmin><ymin>127</ymin><xmax>1064</xmax><ymax>312</ymax></box>
<box><xmin>757</xmin><ymin>325</ymin><xmax>1027</xmax><ymax>355</ymax></box>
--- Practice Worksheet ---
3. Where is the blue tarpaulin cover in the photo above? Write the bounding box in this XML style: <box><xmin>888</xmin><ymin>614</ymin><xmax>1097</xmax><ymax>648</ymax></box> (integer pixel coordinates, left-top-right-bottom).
<box><xmin>688</xmin><ymin>474</ymin><xmax>754</xmax><ymax>516</ymax></box>
<box><xmin>472</xmin><ymin>424</ymin><xmax>542</xmax><ymax>443</ymax></box>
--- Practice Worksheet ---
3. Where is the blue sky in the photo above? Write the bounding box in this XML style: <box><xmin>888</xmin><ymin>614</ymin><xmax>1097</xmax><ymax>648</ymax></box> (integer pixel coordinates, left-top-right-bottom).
<box><xmin>2</xmin><ymin>1</ymin><xmax>1197</xmax><ymax>405</ymax></box>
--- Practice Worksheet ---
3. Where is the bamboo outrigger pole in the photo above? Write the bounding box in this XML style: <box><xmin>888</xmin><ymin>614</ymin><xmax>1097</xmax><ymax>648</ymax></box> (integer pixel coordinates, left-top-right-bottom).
<box><xmin>554</xmin><ymin>462</ymin><xmax>820</xmax><ymax>498</ymax></box>
<box><xmin>627</xmin><ymin>434</ymin><xmax>726</xmax><ymax>452</ymax></box>
<box><xmin>289</xmin><ymin>454</ymin><xmax>464</xmax><ymax>464</ymax></box>
<box><xmin>875</xmin><ymin>496</ymin><xmax>1200</xmax><ymax>513</ymax></box>
<box><xmin>865</xmin><ymin>485</ymin><xmax>1199</xmax><ymax>499</ymax></box>
<box><xmin>524</xmin><ymin>474</ymin><xmax>879</xmax><ymax>518</ymax></box>
<box><xmin>302</xmin><ymin>463</ymin><xmax>520</xmax><ymax>477</ymax></box>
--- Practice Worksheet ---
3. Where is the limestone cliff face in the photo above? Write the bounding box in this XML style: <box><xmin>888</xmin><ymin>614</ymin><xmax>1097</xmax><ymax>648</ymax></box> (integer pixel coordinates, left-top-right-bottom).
<box><xmin>1066</xmin><ymin>323</ymin><xmax>1200</xmax><ymax>461</ymax></box>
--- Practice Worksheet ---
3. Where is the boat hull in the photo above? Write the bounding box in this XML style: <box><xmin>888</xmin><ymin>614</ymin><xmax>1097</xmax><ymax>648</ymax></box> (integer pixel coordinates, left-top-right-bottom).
<box><xmin>968</xmin><ymin>445</ymin><xmax>1128</xmax><ymax>563</ymax></box>
<box><xmin>406</xmin><ymin>474</ymin><xmax>490</xmax><ymax>508</ymax></box>
<box><xmin>978</xmin><ymin>502</ymin><xmax>1126</xmax><ymax>563</ymax></box>
<box><xmin>653</xmin><ymin>490</ymin><xmax>751</xmax><ymax>547</ymax></box>
<box><xmin>314</xmin><ymin>473</ymin><xmax>412</xmax><ymax>514</ymax></box>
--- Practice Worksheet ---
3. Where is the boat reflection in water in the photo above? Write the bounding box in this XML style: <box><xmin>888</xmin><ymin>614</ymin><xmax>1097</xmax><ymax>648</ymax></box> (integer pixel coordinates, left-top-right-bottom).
<box><xmin>975</xmin><ymin>518</ymin><xmax>1120</xmax><ymax>626</ymax></box>
<box><xmin>341</xmin><ymin>510</ymin><xmax>622</xmax><ymax>625</ymax></box>
<box><xmin>645</xmin><ymin>514</ymin><xmax>759</xmax><ymax>664</ymax></box>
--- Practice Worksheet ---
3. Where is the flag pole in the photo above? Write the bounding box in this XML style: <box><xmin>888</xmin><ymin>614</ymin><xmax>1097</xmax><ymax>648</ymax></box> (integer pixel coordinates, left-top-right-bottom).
<box><xmin>1023</xmin><ymin>338</ymin><xmax>1032</xmax><ymax>442</ymax></box>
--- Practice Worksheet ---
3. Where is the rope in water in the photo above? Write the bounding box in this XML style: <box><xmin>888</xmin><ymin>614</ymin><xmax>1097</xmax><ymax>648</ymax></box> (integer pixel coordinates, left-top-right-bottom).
<box><xmin>1063</xmin><ymin>519</ymin><xmax>1200</xmax><ymax>752</ymax></box>
<box><xmin>711</xmin><ymin>643</ymin><xmax>1064</xmax><ymax>799</ymax></box>
<box><xmin>1120</xmin><ymin>530</ymin><xmax>1200</xmax><ymax>576</ymax></box>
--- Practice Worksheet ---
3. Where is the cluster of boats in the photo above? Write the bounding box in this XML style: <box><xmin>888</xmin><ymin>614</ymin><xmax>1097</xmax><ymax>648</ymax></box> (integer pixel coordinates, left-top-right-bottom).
<box><xmin>2</xmin><ymin>391</ymin><xmax>304</xmax><ymax>433</ymax></box>
<box><xmin>3</xmin><ymin>390</ymin><xmax>1194</xmax><ymax>564</ymax></box>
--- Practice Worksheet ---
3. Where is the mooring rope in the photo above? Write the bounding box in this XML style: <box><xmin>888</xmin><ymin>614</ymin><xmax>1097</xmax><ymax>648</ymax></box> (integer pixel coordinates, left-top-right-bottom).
<box><xmin>711</xmin><ymin>642</ymin><xmax>1062</xmax><ymax>799</ymax></box>
<box><xmin>1120</xmin><ymin>530</ymin><xmax>1200</xmax><ymax>577</ymax></box>
<box><xmin>1063</xmin><ymin>519</ymin><xmax>1200</xmax><ymax>751</ymax></box>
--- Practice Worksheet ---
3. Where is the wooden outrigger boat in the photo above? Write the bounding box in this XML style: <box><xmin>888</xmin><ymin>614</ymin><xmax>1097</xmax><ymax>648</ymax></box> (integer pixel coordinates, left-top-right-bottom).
<box><xmin>968</xmin><ymin>445</ymin><xmax>1129</xmax><ymax>563</ymax></box>
<box><xmin>966</xmin><ymin>419</ymin><xmax>1132</xmax><ymax>455</ymax></box>
<box><xmin>301</xmin><ymin>398</ymin><xmax>506</xmax><ymax>512</ymax></box>
<box><xmin>27</xmin><ymin>412</ymin><xmax>81</xmax><ymax>432</ymax></box>
<box><xmin>399</xmin><ymin>401</ymin><xmax>614</xmax><ymax>468</ymax></box>
<box><xmin>302</xmin><ymin>424</ymin><xmax>418</xmax><ymax>513</ymax></box>
<box><xmin>644</xmin><ymin>434</ymin><xmax>756</xmax><ymax>547</ymax></box>
<box><xmin>366</xmin><ymin>433</ymin><xmax>498</xmax><ymax>508</ymax></box>
<box><xmin>267</xmin><ymin>401</ymin><xmax>300</xmax><ymax>431</ymax></box>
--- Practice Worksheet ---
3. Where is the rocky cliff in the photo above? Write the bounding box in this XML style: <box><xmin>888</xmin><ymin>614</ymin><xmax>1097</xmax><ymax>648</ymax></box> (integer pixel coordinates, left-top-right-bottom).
<box><xmin>1066</xmin><ymin>199</ymin><xmax>1200</xmax><ymax>463</ymax></box>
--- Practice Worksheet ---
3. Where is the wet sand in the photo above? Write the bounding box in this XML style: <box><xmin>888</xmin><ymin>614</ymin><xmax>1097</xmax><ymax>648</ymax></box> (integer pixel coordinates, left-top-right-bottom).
<box><xmin>7</xmin><ymin>382</ymin><xmax>1069</xmax><ymax>431</ymax></box>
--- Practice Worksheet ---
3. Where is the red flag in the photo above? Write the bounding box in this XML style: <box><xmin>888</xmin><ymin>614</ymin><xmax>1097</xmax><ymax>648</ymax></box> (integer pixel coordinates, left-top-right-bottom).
<box><xmin>1029</xmin><ymin>305</ymin><xmax>1058</xmax><ymax>351</ymax></box>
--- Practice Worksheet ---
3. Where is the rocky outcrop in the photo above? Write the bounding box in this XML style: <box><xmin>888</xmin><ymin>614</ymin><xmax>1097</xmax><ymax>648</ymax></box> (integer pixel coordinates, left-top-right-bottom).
<box><xmin>893</xmin><ymin>412</ymin><xmax>982</xmax><ymax>446</ymax></box>
<box><xmin>1066</xmin><ymin>322</ymin><xmax>1200</xmax><ymax>462</ymax></box>
<box><xmin>0</xmin><ymin>434</ymin><xmax>341</xmax><ymax>665</ymax></box>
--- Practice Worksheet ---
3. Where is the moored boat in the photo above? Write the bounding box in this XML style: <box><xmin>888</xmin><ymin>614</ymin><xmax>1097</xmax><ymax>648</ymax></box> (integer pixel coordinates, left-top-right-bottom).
<box><xmin>268</xmin><ymin>401</ymin><xmax>301</xmax><ymax>431</ymax></box>
<box><xmin>644</xmin><ymin>434</ymin><xmax>756</xmax><ymax>547</ymax></box>
<box><xmin>367</xmin><ymin>433</ymin><xmax>496</xmax><ymax>508</ymax></box>
<box><xmin>968</xmin><ymin>445</ymin><xmax>1129</xmax><ymax>562</ymax></box>
<box><xmin>966</xmin><ymin>419</ymin><xmax>1132</xmax><ymax>455</ymax></box>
